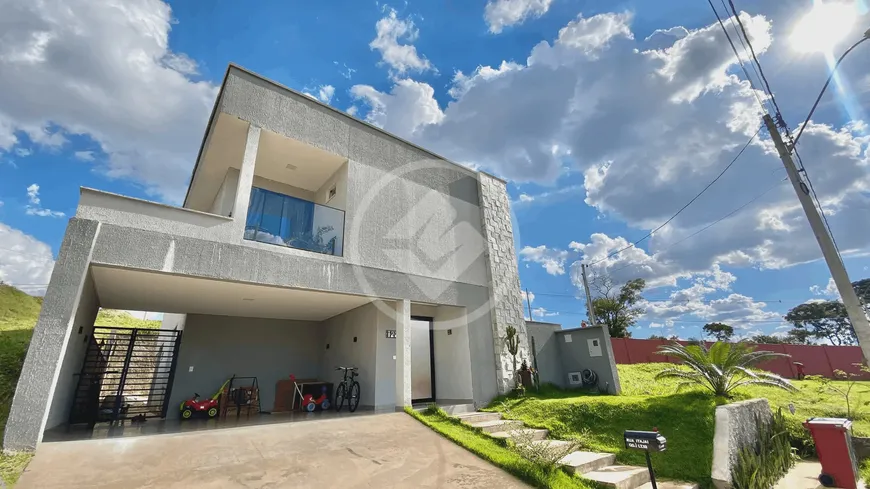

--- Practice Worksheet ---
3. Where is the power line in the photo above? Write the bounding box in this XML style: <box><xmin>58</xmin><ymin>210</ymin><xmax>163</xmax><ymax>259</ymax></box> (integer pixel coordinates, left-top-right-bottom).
<box><xmin>717</xmin><ymin>0</ymin><xmax>771</xmax><ymax>111</ymax></box>
<box><xmin>791</xmin><ymin>35</ymin><xmax>870</xmax><ymax>147</ymax></box>
<box><xmin>705</xmin><ymin>0</ymin><xmax>768</xmax><ymax>112</ymax></box>
<box><xmin>725</xmin><ymin>0</ymin><xmax>845</xmax><ymax>262</ymax></box>
<box><xmin>588</xmin><ymin>126</ymin><xmax>763</xmax><ymax>266</ymax></box>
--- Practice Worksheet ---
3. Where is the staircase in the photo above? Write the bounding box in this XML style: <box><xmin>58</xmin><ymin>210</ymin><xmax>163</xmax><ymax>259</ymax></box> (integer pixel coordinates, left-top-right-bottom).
<box><xmin>453</xmin><ymin>411</ymin><xmax>698</xmax><ymax>489</ymax></box>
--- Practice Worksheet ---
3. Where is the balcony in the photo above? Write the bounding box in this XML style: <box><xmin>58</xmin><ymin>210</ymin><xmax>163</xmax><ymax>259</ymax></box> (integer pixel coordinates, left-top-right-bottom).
<box><xmin>244</xmin><ymin>187</ymin><xmax>345</xmax><ymax>256</ymax></box>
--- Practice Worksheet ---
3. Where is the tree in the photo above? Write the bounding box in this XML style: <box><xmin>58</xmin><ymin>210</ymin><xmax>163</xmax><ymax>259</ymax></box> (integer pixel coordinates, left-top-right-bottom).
<box><xmin>749</xmin><ymin>334</ymin><xmax>790</xmax><ymax>344</ymax></box>
<box><xmin>504</xmin><ymin>325</ymin><xmax>520</xmax><ymax>389</ymax></box>
<box><xmin>587</xmin><ymin>275</ymin><xmax>646</xmax><ymax>338</ymax></box>
<box><xmin>702</xmin><ymin>322</ymin><xmax>734</xmax><ymax>342</ymax></box>
<box><xmin>649</xmin><ymin>334</ymin><xmax>680</xmax><ymax>341</ymax></box>
<box><xmin>785</xmin><ymin>301</ymin><xmax>857</xmax><ymax>346</ymax></box>
<box><xmin>655</xmin><ymin>342</ymin><xmax>796</xmax><ymax>397</ymax></box>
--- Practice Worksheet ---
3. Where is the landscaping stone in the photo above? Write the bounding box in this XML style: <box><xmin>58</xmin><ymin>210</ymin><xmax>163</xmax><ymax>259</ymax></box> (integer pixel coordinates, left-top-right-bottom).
<box><xmin>711</xmin><ymin>398</ymin><xmax>771</xmax><ymax>489</ymax></box>
<box><xmin>853</xmin><ymin>436</ymin><xmax>870</xmax><ymax>461</ymax></box>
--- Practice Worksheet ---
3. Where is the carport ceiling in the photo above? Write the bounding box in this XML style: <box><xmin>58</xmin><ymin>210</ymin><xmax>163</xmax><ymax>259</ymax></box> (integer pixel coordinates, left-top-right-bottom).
<box><xmin>91</xmin><ymin>266</ymin><xmax>373</xmax><ymax>321</ymax></box>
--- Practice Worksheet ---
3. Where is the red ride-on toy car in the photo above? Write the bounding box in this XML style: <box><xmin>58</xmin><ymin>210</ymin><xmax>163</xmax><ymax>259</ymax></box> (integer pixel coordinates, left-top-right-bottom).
<box><xmin>301</xmin><ymin>385</ymin><xmax>331</xmax><ymax>412</ymax></box>
<box><xmin>180</xmin><ymin>378</ymin><xmax>231</xmax><ymax>420</ymax></box>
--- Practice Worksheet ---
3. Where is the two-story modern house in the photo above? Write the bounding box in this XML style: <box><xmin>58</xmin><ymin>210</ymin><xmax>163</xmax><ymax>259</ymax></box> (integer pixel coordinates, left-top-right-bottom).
<box><xmin>4</xmin><ymin>65</ymin><xmax>530</xmax><ymax>452</ymax></box>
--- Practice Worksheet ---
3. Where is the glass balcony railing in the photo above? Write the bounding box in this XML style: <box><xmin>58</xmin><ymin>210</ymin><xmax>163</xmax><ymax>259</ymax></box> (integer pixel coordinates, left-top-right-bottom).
<box><xmin>244</xmin><ymin>187</ymin><xmax>345</xmax><ymax>256</ymax></box>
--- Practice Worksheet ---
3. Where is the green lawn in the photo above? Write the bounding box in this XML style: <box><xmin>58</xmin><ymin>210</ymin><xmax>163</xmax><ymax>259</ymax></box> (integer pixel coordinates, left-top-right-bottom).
<box><xmin>486</xmin><ymin>363</ymin><xmax>870</xmax><ymax>488</ymax></box>
<box><xmin>406</xmin><ymin>406</ymin><xmax>598</xmax><ymax>489</ymax></box>
<box><xmin>0</xmin><ymin>284</ymin><xmax>161</xmax><ymax>486</ymax></box>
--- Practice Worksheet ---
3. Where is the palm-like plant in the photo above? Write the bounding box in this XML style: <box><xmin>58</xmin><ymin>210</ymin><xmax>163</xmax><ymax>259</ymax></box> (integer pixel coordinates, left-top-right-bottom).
<box><xmin>655</xmin><ymin>341</ymin><xmax>797</xmax><ymax>397</ymax></box>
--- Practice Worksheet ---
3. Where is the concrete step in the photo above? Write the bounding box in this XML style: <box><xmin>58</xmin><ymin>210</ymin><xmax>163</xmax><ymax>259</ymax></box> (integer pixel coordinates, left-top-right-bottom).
<box><xmin>558</xmin><ymin>451</ymin><xmax>617</xmax><ymax>475</ymax></box>
<box><xmin>583</xmin><ymin>465</ymin><xmax>651</xmax><ymax>489</ymax></box>
<box><xmin>637</xmin><ymin>482</ymin><xmax>698</xmax><ymax>489</ymax></box>
<box><xmin>455</xmin><ymin>411</ymin><xmax>502</xmax><ymax>424</ymax></box>
<box><xmin>438</xmin><ymin>403</ymin><xmax>476</xmax><ymax>415</ymax></box>
<box><xmin>468</xmin><ymin>419</ymin><xmax>524</xmax><ymax>434</ymax></box>
<box><xmin>490</xmin><ymin>428</ymin><xmax>549</xmax><ymax>441</ymax></box>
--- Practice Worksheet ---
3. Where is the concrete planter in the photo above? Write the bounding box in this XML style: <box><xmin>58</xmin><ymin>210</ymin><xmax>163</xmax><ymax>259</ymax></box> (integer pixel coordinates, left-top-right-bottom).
<box><xmin>711</xmin><ymin>398</ymin><xmax>772</xmax><ymax>489</ymax></box>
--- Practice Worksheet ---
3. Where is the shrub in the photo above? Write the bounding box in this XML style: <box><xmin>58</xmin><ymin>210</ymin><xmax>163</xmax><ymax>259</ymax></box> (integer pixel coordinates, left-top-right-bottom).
<box><xmin>731</xmin><ymin>408</ymin><xmax>797</xmax><ymax>489</ymax></box>
<box><xmin>655</xmin><ymin>341</ymin><xmax>796</xmax><ymax>397</ymax></box>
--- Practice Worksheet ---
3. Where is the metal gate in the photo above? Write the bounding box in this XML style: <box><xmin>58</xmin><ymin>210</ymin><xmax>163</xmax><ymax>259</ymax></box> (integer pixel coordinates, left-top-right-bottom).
<box><xmin>69</xmin><ymin>326</ymin><xmax>182</xmax><ymax>425</ymax></box>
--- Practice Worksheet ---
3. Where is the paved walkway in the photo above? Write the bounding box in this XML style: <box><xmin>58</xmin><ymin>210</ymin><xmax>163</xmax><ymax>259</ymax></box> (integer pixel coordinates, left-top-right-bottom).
<box><xmin>18</xmin><ymin>413</ymin><xmax>529</xmax><ymax>489</ymax></box>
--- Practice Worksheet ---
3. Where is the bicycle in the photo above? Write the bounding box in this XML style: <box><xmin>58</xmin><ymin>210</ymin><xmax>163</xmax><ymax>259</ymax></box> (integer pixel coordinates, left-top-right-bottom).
<box><xmin>334</xmin><ymin>366</ymin><xmax>361</xmax><ymax>412</ymax></box>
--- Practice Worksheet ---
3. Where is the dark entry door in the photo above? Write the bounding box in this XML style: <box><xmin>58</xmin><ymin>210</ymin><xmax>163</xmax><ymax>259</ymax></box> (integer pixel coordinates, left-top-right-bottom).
<box><xmin>411</xmin><ymin>317</ymin><xmax>435</xmax><ymax>403</ymax></box>
<box><xmin>69</xmin><ymin>327</ymin><xmax>182</xmax><ymax>425</ymax></box>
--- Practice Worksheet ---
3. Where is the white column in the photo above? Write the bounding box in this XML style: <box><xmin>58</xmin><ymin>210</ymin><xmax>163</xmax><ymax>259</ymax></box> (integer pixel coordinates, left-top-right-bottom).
<box><xmin>232</xmin><ymin>124</ymin><xmax>261</xmax><ymax>234</ymax></box>
<box><xmin>395</xmin><ymin>299</ymin><xmax>412</xmax><ymax>409</ymax></box>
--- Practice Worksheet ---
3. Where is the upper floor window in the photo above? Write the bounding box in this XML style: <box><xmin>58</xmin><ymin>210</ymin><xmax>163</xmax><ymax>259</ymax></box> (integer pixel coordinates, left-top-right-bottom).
<box><xmin>244</xmin><ymin>187</ymin><xmax>345</xmax><ymax>256</ymax></box>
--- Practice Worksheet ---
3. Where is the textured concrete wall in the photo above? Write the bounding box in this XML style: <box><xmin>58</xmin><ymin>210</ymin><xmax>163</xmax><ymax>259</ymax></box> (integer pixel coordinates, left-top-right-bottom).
<box><xmin>4</xmin><ymin>219</ymin><xmax>100</xmax><ymax>452</ymax></box>
<box><xmin>169</xmin><ymin>314</ymin><xmax>323</xmax><ymax>414</ymax></box>
<box><xmin>433</xmin><ymin>306</ymin><xmax>474</xmax><ymax>401</ymax></box>
<box><xmin>44</xmin><ymin>271</ymin><xmax>100</xmax><ymax>430</ymax></box>
<box><xmin>556</xmin><ymin>327</ymin><xmax>620</xmax><ymax>394</ymax></box>
<box><xmin>527</xmin><ymin>322</ymin><xmax>564</xmax><ymax>387</ymax></box>
<box><xmin>395</xmin><ymin>300</ymin><xmax>412</xmax><ymax>408</ymax></box>
<box><xmin>319</xmin><ymin>303</ymin><xmax>379</xmax><ymax>408</ymax></box>
<box><xmin>711</xmin><ymin>398</ymin><xmax>772</xmax><ymax>488</ymax></box>
<box><xmin>373</xmin><ymin>300</ymin><xmax>398</xmax><ymax>409</ymax></box>
<box><xmin>478</xmin><ymin>173</ymin><xmax>529</xmax><ymax>394</ymax></box>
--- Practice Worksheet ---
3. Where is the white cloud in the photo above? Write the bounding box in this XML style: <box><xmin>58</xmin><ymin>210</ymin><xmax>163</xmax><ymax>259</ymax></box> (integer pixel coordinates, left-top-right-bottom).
<box><xmin>24</xmin><ymin>183</ymin><xmax>64</xmax><ymax>218</ymax></box>
<box><xmin>531</xmin><ymin>306</ymin><xmax>559</xmax><ymax>317</ymax></box>
<box><xmin>334</xmin><ymin>61</ymin><xmax>357</xmax><ymax>80</ymax></box>
<box><xmin>0</xmin><ymin>0</ymin><xmax>218</xmax><ymax>203</ymax></box>
<box><xmin>521</xmin><ymin>289</ymin><xmax>535</xmax><ymax>304</ymax></box>
<box><xmin>350</xmin><ymin>79</ymin><xmax>444</xmax><ymax>137</ymax></box>
<box><xmin>14</xmin><ymin>148</ymin><xmax>31</xmax><ymax>157</ymax></box>
<box><xmin>26</xmin><ymin>184</ymin><xmax>40</xmax><ymax>205</ymax></box>
<box><xmin>370</xmin><ymin>8</ymin><xmax>433</xmax><ymax>75</ymax></box>
<box><xmin>518</xmin><ymin>193</ymin><xmax>535</xmax><ymax>203</ymax></box>
<box><xmin>0</xmin><ymin>222</ymin><xmax>55</xmax><ymax>295</ymax></box>
<box><xmin>484</xmin><ymin>0</ymin><xmax>553</xmax><ymax>34</ymax></box>
<box><xmin>810</xmin><ymin>277</ymin><xmax>840</xmax><ymax>299</ymax></box>
<box><xmin>554</xmin><ymin>12</ymin><xmax>634</xmax><ymax>56</ymax></box>
<box><xmin>512</xmin><ymin>184</ymin><xmax>583</xmax><ymax>207</ymax></box>
<box><xmin>319</xmin><ymin>85</ymin><xmax>335</xmax><ymax>103</ymax></box>
<box><xmin>519</xmin><ymin>245</ymin><xmax>570</xmax><ymax>275</ymax></box>
<box><xmin>73</xmin><ymin>151</ymin><xmax>95</xmax><ymax>162</ymax></box>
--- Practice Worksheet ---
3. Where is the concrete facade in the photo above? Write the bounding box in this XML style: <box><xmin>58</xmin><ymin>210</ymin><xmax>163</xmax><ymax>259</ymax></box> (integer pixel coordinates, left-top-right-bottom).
<box><xmin>4</xmin><ymin>64</ymin><xmax>524</xmax><ymax>452</ymax></box>
<box><xmin>526</xmin><ymin>321</ymin><xmax>621</xmax><ymax>394</ymax></box>
<box><xmin>711</xmin><ymin>398</ymin><xmax>772</xmax><ymax>489</ymax></box>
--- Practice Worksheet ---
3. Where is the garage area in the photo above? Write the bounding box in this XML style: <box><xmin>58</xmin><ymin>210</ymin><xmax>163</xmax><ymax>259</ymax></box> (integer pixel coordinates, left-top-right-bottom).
<box><xmin>43</xmin><ymin>265</ymin><xmax>476</xmax><ymax>441</ymax></box>
<box><xmin>20</xmin><ymin>413</ymin><xmax>528</xmax><ymax>489</ymax></box>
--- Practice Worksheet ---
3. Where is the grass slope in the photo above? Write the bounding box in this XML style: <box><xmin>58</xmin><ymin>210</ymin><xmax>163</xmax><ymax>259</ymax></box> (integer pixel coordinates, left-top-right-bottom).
<box><xmin>0</xmin><ymin>284</ymin><xmax>160</xmax><ymax>486</ymax></box>
<box><xmin>488</xmin><ymin>363</ymin><xmax>870</xmax><ymax>488</ymax></box>
<box><xmin>406</xmin><ymin>407</ymin><xmax>597</xmax><ymax>489</ymax></box>
<box><xmin>487</xmin><ymin>386</ymin><xmax>717</xmax><ymax>486</ymax></box>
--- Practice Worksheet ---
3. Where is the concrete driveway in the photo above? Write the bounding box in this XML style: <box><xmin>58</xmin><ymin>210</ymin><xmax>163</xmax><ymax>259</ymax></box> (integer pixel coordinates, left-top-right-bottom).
<box><xmin>18</xmin><ymin>413</ymin><xmax>528</xmax><ymax>489</ymax></box>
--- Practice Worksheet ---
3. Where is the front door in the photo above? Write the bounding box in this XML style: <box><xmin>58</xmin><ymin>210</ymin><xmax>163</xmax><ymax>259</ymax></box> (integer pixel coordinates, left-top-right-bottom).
<box><xmin>410</xmin><ymin>317</ymin><xmax>435</xmax><ymax>403</ymax></box>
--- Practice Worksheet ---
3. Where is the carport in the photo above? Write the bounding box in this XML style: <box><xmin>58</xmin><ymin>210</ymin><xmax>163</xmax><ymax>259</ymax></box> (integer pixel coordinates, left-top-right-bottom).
<box><xmin>43</xmin><ymin>265</ymin><xmax>476</xmax><ymax>441</ymax></box>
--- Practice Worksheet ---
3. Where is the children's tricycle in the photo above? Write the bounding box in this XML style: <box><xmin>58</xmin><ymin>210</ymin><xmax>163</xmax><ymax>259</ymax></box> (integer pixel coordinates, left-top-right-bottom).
<box><xmin>180</xmin><ymin>378</ymin><xmax>231</xmax><ymax>420</ymax></box>
<box><xmin>301</xmin><ymin>385</ymin><xmax>331</xmax><ymax>412</ymax></box>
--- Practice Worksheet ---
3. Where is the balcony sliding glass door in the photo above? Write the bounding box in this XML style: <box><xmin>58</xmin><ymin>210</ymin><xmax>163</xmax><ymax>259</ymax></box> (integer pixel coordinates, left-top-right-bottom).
<box><xmin>244</xmin><ymin>187</ymin><xmax>344</xmax><ymax>256</ymax></box>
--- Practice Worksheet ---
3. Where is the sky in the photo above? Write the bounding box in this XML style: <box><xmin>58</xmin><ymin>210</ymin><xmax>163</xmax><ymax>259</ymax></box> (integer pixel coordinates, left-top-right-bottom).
<box><xmin>1</xmin><ymin>0</ymin><xmax>869</xmax><ymax>338</ymax></box>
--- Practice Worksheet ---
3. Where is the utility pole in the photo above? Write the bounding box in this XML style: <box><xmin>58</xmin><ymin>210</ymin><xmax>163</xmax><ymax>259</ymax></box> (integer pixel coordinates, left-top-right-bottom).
<box><xmin>764</xmin><ymin>114</ymin><xmax>870</xmax><ymax>363</ymax></box>
<box><xmin>580</xmin><ymin>264</ymin><xmax>599</xmax><ymax>326</ymax></box>
<box><xmin>525</xmin><ymin>287</ymin><xmax>533</xmax><ymax>321</ymax></box>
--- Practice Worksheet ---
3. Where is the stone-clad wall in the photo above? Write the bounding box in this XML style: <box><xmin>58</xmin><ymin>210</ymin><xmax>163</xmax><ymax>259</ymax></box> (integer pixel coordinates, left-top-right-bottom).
<box><xmin>478</xmin><ymin>173</ymin><xmax>529</xmax><ymax>395</ymax></box>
